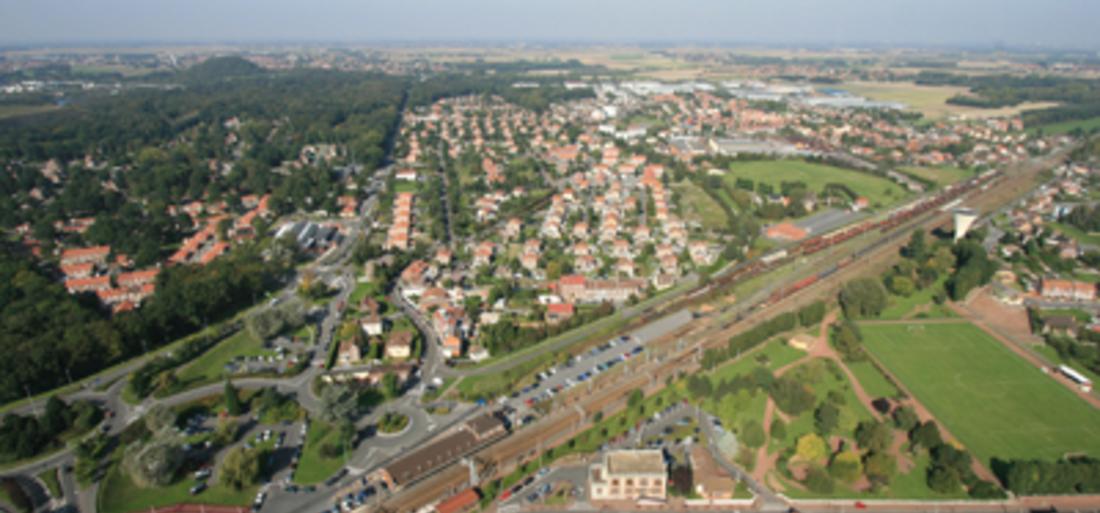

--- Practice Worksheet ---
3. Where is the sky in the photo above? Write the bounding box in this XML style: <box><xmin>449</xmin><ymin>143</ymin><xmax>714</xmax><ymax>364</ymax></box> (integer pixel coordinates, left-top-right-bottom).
<box><xmin>1</xmin><ymin>0</ymin><xmax>1099</xmax><ymax>50</ymax></box>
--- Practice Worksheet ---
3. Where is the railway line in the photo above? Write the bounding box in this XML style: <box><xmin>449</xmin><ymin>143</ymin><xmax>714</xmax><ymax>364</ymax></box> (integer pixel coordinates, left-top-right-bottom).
<box><xmin>370</xmin><ymin>148</ymin><xmax>1066</xmax><ymax>513</ymax></box>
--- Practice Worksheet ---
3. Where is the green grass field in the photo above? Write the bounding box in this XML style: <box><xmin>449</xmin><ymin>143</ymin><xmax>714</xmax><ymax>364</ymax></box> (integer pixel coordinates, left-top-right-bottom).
<box><xmin>1050</xmin><ymin>222</ymin><xmax>1100</xmax><ymax>247</ymax></box>
<box><xmin>98</xmin><ymin>462</ymin><xmax>257</xmax><ymax>513</ymax></box>
<box><xmin>898</xmin><ymin>166</ymin><xmax>972</xmax><ymax>188</ymax></box>
<box><xmin>700</xmin><ymin>339</ymin><xmax>807</xmax><ymax>431</ymax></box>
<box><xmin>876</xmin><ymin>276</ymin><xmax>953</xmax><ymax>320</ymax></box>
<box><xmin>294</xmin><ymin>421</ymin><xmax>346</xmax><ymax>485</ymax></box>
<box><xmin>862</xmin><ymin>322</ymin><xmax>1100</xmax><ymax>465</ymax></box>
<box><xmin>846</xmin><ymin>360</ymin><xmax>901</xmax><ymax>399</ymax></box>
<box><xmin>673</xmin><ymin>180</ymin><xmax>728</xmax><ymax>231</ymax></box>
<box><xmin>0</xmin><ymin>104</ymin><xmax>59</xmax><ymax>120</ymax></box>
<box><xmin>36</xmin><ymin>468</ymin><xmax>61</xmax><ymax>498</ymax></box>
<box><xmin>173</xmin><ymin>331</ymin><xmax>274</xmax><ymax>390</ymax></box>
<box><xmin>1029</xmin><ymin>116</ymin><xmax>1100</xmax><ymax>136</ymax></box>
<box><xmin>776</xmin><ymin>358</ymin><xmax>876</xmax><ymax>453</ymax></box>
<box><xmin>723</xmin><ymin>160</ymin><xmax>908</xmax><ymax>208</ymax></box>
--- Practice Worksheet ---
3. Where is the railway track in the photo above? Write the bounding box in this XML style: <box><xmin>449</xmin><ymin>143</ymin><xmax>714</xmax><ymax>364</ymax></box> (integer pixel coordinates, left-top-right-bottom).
<box><xmin>372</xmin><ymin>147</ymin><xmax>1066</xmax><ymax>513</ymax></box>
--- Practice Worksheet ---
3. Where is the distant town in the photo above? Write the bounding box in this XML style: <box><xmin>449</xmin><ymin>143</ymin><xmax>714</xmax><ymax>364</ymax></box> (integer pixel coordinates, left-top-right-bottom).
<box><xmin>0</xmin><ymin>42</ymin><xmax>1099</xmax><ymax>513</ymax></box>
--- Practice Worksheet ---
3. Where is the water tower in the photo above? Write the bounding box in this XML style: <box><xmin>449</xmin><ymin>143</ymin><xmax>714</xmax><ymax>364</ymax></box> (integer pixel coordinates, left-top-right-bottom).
<box><xmin>953</xmin><ymin>208</ymin><xmax>978</xmax><ymax>242</ymax></box>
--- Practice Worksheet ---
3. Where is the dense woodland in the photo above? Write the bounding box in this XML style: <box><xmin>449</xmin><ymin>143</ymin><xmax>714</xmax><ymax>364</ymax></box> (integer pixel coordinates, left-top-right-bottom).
<box><xmin>911</xmin><ymin>71</ymin><xmax>1100</xmax><ymax>128</ymax></box>
<box><xmin>0</xmin><ymin>58</ymin><xmax>405</xmax><ymax>259</ymax></box>
<box><xmin>0</xmin><ymin>241</ymin><xmax>294</xmax><ymax>403</ymax></box>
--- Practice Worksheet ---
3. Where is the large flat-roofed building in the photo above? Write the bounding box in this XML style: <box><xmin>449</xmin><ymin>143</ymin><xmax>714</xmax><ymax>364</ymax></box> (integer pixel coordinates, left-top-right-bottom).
<box><xmin>589</xmin><ymin>449</ymin><xmax>667</xmax><ymax>501</ymax></box>
<box><xmin>377</xmin><ymin>412</ymin><xmax>506</xmax><ymax>489</ymax></box>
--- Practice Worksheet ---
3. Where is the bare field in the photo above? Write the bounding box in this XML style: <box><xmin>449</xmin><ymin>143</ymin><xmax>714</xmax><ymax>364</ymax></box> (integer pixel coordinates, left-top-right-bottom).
<box><xmin>842</xmin><ymin>81</ymin><xmax>1058</xmax><ymax>119</ymax></box>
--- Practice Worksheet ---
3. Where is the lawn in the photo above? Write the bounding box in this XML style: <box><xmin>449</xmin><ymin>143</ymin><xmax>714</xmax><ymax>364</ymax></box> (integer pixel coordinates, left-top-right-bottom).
<box><xmin>876</xmin><ymin>276</ymin><xmax>952</xmax><ymax>320</ymax></box>
<box><xmin>36</xmin><ymin>468</ymin><xmax>61</xmax><ymax>498</ymax></box>
<box><xmin>673</xmin><ymin>180</ymin><xmax>728</xmax><ymax>231</ymax></box>
<box><xmin>861</xmin><ymin>322</ymin><xmax>1100</xmax><ymax>465</ymax></box>
<box><xmin>846</xmin><ymin>360</ymin><xmax>900</xmax><ymax>399</ymax></box>
<box><xmin>98</xmin><ymin>462</ymin><xmax>258</xmax><ymax>513</ymax></box>
<box><xmin>173</xmin><ymin>331</ymin><xmax>274</xmax><ymax>390</ymax></box>
<box><xmin>1050</xmin><ymin>222</ymin><xmax>1100</xmax><ymax>247</ymax></box>
<box><xmin>707</xmin><ymin>339</ymin><xmax>806</xmax><ymax>385</ymax></box>
<box><xmin>392</xmin><ymin>181</ymin><xmax>417</xmax><ymax>194</ymax></box>
<box><xmin>294</xmin><ymin>421</ymin><xmax>346</xmax><ymax>485</ymax></box>
<box><xmin>1029</xmin><ymin>116</ymin><xmax>1100</xmax><ymax>136</ymax></box>
<box><xmin>722</xmin><ymin>159</ymin><xmax>908</xmax><ymax>208</ymax></box>
<box><xmin>774</xmin><ymin>358</ymin><xmax>876</xmax><ymax>454</ymax></box>
<box><xmin>898</xmin><ymin>166</ymin><xmax>973</xmax><ymax>188</ymax></box>
<box><xmin>0</xmin><ymin>104</ymin><xmax>59</xmax><ymax>120</ymax></box>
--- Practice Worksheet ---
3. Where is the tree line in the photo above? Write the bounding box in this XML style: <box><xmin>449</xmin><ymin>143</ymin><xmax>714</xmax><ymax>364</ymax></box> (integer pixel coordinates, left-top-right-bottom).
<box><xmin>0</xmin><ymin>241</ymin><xmax>293</xmax><ymax>405</ymax></box>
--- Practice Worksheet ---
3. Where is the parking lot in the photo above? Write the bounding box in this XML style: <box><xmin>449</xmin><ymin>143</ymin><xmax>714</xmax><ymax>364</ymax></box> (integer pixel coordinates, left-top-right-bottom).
<box><xmin>505</xmin><ymin>334</ymin><xmax>647</xmax><ymax>416</ymax></box>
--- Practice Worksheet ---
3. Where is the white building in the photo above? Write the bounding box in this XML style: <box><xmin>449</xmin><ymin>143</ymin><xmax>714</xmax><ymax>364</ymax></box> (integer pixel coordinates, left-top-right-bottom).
<box><xmin>589</xmin><ymin>450</ymin><xmax>667</xmax><ymax>502</ymax></box>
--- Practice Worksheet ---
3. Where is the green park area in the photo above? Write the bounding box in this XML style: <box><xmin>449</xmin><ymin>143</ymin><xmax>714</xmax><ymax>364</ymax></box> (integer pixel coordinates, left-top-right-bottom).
<box><xmin>171</xmin><ymin>331</ymin><xmax>276</xmax><ymax>391</ymax></box>
<box><xmin>898</xmin><ymin>166</ymin><xmax>973</xmax><ymax>188</ymax></box>
<box><xmin>1029</xmin><ymin>116</ymin><xmax>1100</xmax><ymax>136</ymax></box>
<box><xmin>99</xmin><ymin>462</ymin><xmax>258</xmax><ymax>513</ymax></box>
<box><xmin>875</xmin><ymin>275</ymin><xmax>955</xmax><ymax>320</ymax></box>
<box><xmin>862</xmin><ymin>322</ymin><xmax>1100</xmax><ymax>466</ymax></box>
<box><xmin>673</xmin><ymin>180</ymin><xmax>729</xmax><ymax>231</ymax></box>
<box><xmin>295</xmin><ymin>421</ymin><xmax>347</xmax><ymax>485</ymax></box>
<box><xmin>723</xmin><ymin>159</ymin><xmax>908</xmax><ymax>207</ymax></box>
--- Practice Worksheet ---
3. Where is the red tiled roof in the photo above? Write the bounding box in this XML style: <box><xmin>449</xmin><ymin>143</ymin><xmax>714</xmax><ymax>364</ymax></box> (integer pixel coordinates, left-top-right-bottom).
<box><xmin>435</xmin><ymin>488</ymin><xmax>480</xmax><ymax>513</ymax></box>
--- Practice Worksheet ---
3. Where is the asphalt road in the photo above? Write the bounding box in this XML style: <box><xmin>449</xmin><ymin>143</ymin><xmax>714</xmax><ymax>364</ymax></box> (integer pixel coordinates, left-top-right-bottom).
<box><xmin>505</xmin><ymin>309</ymin><xmax>694</xmax><ymax>416</ymax></box>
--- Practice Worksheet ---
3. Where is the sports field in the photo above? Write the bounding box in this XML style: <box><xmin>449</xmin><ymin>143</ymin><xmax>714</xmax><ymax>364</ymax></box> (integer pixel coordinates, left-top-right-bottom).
<box><xmin>861</xmin><ymin>322</ymin><xmax>1100</xmax><ymax>465</ymax></box>
<box><xmin>723</xmin><ymin>159</ymin><xmax>908</xmax><ymax>207</ymax></box>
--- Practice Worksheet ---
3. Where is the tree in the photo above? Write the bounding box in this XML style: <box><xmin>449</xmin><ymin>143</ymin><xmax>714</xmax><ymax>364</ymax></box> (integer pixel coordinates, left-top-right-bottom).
<box><xmin>832</xmin><ymin>320</ymin><xmax>865</xmax><ymax>361</ymax></box>
<box><xmin>224</xmin><ymin>380</ymin><xmax>243</xmax><ymax>416</ymax></box>
<box><xmin>795</xmin><ymin>433</ymin><xmax>828</xmax><ymax>462</ymax></box>
<box><xmin>220</xmin><ymin>446</ymin><xmax>263</xmax><ymax>490</ymax></box>
<box><xmin>969</xmin><ymin>480</ymin><xmax>1006</xmax><ymax>499</ymax></box>
<box><xmin>319</xmin><ymin>384</ymin><xmax>358</xmax><ymax>424</ymax></box>
<box><xmin>770</xmin><ymin>377</ymin><xmax>815</xmax><ymax>415</ymax></box>
<box><xmin>804</xmin><ymin>465</ymin><xmax>835</xmax><ymax>493</ymax></box>
<box><xmin>814</xmin><ymin>402</ymin><xmax>840</xmax><ymax>435</ymax></box>
<box><xmin>125</xmin><ymin>439</ymin><xmax>184</xmax><ymax>487</ymax></box>
<box><xmin>143</xmin><ymin>405</ymin><xmax>176</xmax><ymax>434</ymax></box>
<box><xmin>910</xmin><ymin>421</ymin><xmax>942</xmax><ymax>451</ymax></box>
<box><xmin>892</xmin><ymin>406</ymin><xmax>919</xmax><ymax>432</ymax></box>
<box><xmin>381</xmin><ymin>373</ymin><xmax>400</xmax><ymax>400</ymax></box>
<box><xmin>798</xmin><ymin>301</ymin><xmax>827</xmax><ymax>327</ymax></box>
<box><xmin>829</xmin><ymin>451</ymin><xmax>863</xmax><ymax>483</ymax></box>
<box><xmin>887</xmin><ymin>275</ymin><xmax>916</xmax><ymax>297</ymax></box>
<box><xmin>839</xmin><ymin>278</ymin><xmax>888</xmax><ymax>318</ymax></box>
<box><xmin>42</xmin><ymin>396</ymin><xmax>68</xmax><ymax>436</ymax></box>
<box><xmin>212</xmin><ymin>418</ymin><xmax>239</xmax><ymax>447</ymax></box>
<box><xmin>741</xmin><ymin>420</ymin><xmax>766</xmax><ymax>449</ymax></box>
<box><xmin>927</xmin><ymin>465</ymin><xmax>963</xmax><ymax>494</ymax></box>
<box><xmin>770</xmin><ymin>418</ymin><xmax>787</xmax><ymax>441</ymax></box>
<box><xmin>855</xmin><ymin>420</ymin><xmax>892</xmax><ymax>453</ymax></box>
<box><xmin>864</xmin><ymin>451</ymin><xmax>896</xmax><ymax>485</ymax></box>
<box><xmin>627</xmin><ymin>389</ymin><xmax>644</xmax><ymax>410</ymax></box>
<box><xmin>902</xmin><ymin>230</ymin><xmax>927</xmax><ymax>261</ymax></box>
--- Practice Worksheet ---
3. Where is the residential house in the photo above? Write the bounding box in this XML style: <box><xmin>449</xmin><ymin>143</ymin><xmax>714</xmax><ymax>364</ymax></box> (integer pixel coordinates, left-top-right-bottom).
<box><xmin>546</xmin><ymin>303</ymin><xmax>575</xmax><ymax>324</ymax></box>
<box><xmin>337</xmin><ymin>340</ymin><xmax>361</xmax><ymax>367</ymax></box>
<box><xmin>385</xmin><ymin>331</ymin><xmax>414</xmax><ymax>360</ymax></box>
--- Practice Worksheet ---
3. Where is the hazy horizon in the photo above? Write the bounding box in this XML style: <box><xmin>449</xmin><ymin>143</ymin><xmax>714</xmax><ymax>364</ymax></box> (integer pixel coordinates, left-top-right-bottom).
<box><xmin>2</xmin><ymin>0</ymin><xmax>1100</xmax><ymax>51</ymax></box>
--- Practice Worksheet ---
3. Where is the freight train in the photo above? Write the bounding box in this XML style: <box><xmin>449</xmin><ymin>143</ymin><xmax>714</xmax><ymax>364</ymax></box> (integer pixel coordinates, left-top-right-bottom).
<box><xmin>631</xmin><ymin>167</ymin><xmax>1002</xmax><ymax>325</ymax></box>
